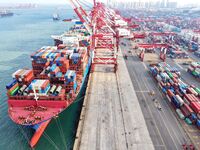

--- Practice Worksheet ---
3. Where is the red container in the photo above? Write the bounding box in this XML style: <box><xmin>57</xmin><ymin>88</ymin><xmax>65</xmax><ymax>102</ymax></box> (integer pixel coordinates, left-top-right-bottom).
<box><xmin>180</xmin><ymin>103</ymin><xmax>194</xmax><ymax>117</ymax></box>
<box><xmin>45</xmin><ymin>61</ymin><xmax>50</xmax><ymax>67</ymax></box>
<box><xmin>24</xmin><ymin>74</ymin><xmax>34</xmax><ymax>84</ymax></box>
<box><xmin>190</xmin><ymin>102</ymin><xmax>200</xmax><ymax>114</ymax></box>
<box><xmin>15</xmin><ymin>69</ymin><xmax>25</xmax><ymax>78</ymax></box>
<box><xmin>57</xmin><ymin>44</ymin><xmax>66</xmax><ymax>49</ymax></box>
<box><xmin>173</xmin><ymin>78</ymin><xmax>178</xmax><ymax>83</ymax></box>
<box><xmin>191</xmin><ymin>94</ymin><xmax>199</xmax><ymax>102</ymax></box>
<box><xmin>41</xmin><ymin>80</ymin><xmax>50</xmax><ymax>90</ymax></box>
<box><xmin>166</xmin><ymin>82</ymin><xmax>171</xmax><ymax>88</ymax></box>
<box><xmin>167</xmin><ymin>89</ymin><xmax>174</xmax><ymax>98</ymax></box>
<box><xmin>172</xmin><ymin>73</ymin><xmax>178</xmax><ymax>79</ymax></box>
<box><xmin>160</xmin><ymin>81</ymin><xmax>165</xmax><ymax>87</ymax></box>
<box><xmin>187</xmin><ymin>88</ymin><xmax>194</xmax><ymax>95</ymax></box>
<box><xmin>184</xmin><ymin>94</ymin><xmax>198</xmax><ymax>104</ymax></box>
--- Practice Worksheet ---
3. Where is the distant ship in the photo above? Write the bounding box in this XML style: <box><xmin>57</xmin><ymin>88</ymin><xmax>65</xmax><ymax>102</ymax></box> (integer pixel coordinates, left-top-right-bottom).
<box><xmin>52</xmin><ymin>13</ymin><xmax>59</xmax><ymax>21</ymax></box>
<box><xmin>0</xmin><ymin>10</ymin><xmax>13</xmax><ymax>17</ymax></box>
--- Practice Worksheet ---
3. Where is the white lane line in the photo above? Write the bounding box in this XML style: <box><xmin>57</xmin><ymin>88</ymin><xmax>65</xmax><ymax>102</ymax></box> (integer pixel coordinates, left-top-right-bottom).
<box><xmin>128</xmin><ymin>60</ymin><xmax>167</xmax><ymax>149</ymax></box>
<box><xmin>135</xmin><ymin>90</ymin><xmax>150</xmax><ymax>93</ymax></box>
<box><xmin>175</xmin><ymin>62</ymin><xmax>183</xmax><ymax>70</ymax></box>
<box><xmin>141</xmin><ymin>73</ymin><xmax>180</xmax><ymax>150</ymax></box>
<box><xmin>142</xmin><ymin>66</ymin><xmax>191</xmax><ymax>146</ymax></box>
<box><xmin>142</xmin><ymin>62</ymin><xmax>148</xmax><ymax>70</ymax></box>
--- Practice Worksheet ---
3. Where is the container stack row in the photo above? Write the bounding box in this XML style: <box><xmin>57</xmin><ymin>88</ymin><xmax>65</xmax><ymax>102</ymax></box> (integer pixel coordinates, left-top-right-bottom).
<box><xmin>187</xmin><ymin>62</ymin><xmax>200</xmax><ymax>80</ymax></box>
<box><xmin>149</xmin><ymin>62</ymin><xmax>200</xmax><ymax>129</ymax></box>
<box><xmin>6</xmin><ymin>69</ymin><xmax>34</xmax><ymax>96</ymax></box>
<box><xmin>6</xmin><ymin>43</ymin><xmax>89</xmax><ymax>100</ymax></box>
<box><xmin>65</xmin><ymin>70</ymin><xmax>77</xmax><ymax>93</ymax></box>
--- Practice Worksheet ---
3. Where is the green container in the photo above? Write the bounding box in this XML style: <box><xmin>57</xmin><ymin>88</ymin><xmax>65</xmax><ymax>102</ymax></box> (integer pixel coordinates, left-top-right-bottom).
<box><xmin>194</xmin><ymin>88</ymin><xmax>200</xmax><ymax>94</ymax></box>
<box><xmin>10</xmin><ymin>86</ymin><xmax>19</xmax><ymax>96</ymax></box>
<box><xmin>192</xmin><ymin>70</ymin><xmax>198</xmax><ymax>76</ymax></box>
<box><xmin>185</xmin><ymin>118</ymin><xmax>192</xmax><ymax>125</ymax></box>
<box><xmin>167</xmin><ymin>71</ymin><xmax>173</xmax><ymax>78</ymax></box>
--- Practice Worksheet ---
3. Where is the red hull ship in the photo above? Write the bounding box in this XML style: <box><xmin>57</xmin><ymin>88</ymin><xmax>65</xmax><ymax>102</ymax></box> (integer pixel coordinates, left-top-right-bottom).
<box><xmin>6</xmin><ymin>24</ymin><xmax>91</xmax><ymax>147</ymax></box>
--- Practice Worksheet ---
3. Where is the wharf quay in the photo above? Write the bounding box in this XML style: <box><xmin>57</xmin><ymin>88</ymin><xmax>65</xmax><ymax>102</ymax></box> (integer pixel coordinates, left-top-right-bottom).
<box><xmin>73</xmin><ymin>49</ymin><xmax>154</xmax><ymax>150</ymax></box>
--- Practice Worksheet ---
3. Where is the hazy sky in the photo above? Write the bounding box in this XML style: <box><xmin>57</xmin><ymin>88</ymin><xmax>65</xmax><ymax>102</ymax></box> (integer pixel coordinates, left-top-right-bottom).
<box><xmin>0</xmin><ymin>0</ymin><xmax>199</xmax><ymax>5</ymax></box>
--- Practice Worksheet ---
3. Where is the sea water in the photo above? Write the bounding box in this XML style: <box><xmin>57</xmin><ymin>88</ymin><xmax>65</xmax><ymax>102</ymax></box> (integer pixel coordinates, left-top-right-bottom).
<box><xmin>0</xmin><ymin>5</ymin><xmax>84</xmax><ymax>150</ymax></box>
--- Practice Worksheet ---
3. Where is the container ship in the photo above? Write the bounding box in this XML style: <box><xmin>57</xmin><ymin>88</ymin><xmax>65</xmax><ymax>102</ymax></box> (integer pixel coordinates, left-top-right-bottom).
<box><xmin>6</xmin><ymin>23</ymin><xmax>91</xmax><ymax>147</ymax></box>
<box><xmin>52</xmin><ymin>13</ymin><xmax>59</xmax><ymax>21</ymax></box>
<box><xmin>51</xmin><ymin>21</ymin><xmax>89</xmax><ymax>46</ymax></box>
<box><xmin>0</xmin><ymin>10</ymin><xmax>13</xmax><ymax>17</ymax></box>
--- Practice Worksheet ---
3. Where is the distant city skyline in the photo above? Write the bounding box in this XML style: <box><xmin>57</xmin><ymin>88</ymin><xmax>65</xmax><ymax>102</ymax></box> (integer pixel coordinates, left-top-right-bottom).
<box><xmin>0</xmin><ymin>0</ymin><xmax>199</xmax><ymax>6</ymax></box>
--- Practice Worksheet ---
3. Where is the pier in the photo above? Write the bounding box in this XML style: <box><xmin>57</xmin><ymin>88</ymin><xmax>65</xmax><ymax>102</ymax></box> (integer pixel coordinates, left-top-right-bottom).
<box><xmin>73</xmin><ymin>49</ymin><xmax>154</xmax><ymax>150</ymax></box>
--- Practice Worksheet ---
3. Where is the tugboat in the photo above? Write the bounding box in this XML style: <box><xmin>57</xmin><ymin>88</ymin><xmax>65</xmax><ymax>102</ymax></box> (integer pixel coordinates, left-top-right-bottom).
<box><xmin>52</xmin><ymin>13</ymin><xmax>59</xmax><ymax>21</ymax></box>
<box><xmin>0</xmin><ymin>10</ymin><xmax>14</xmax><ymax>17</ymax></box>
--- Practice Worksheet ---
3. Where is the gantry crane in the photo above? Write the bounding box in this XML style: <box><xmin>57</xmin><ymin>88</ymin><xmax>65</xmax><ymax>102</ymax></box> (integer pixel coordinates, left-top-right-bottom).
<box><xmin>68</xmin><ymin>0</ymin><xmax>130</xmax><ymax>72</ymax></box>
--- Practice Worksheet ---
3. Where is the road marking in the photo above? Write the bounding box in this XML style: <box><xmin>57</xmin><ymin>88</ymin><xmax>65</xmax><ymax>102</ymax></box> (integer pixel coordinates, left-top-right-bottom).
<box><xmin>175</xmin><ymin>62</ymin><xmax>183</xmax><ymax>70</ymax></box>
<box><xmin>154</xmin><ymin>145</ymin><xmax>166</xmax><ymax>147</ymax></box>
<box><xmin>143</xmin><ymin>68</ymin><xmax>199</xmax><ymax>148</ymax></box>
<box><xmin>128</xmin><ymin>58</ymin><xmax>167</xmax><ymax>149</ymax></box>
<box><xmin>141</xmin><ymin>71</ymin><xmax>181</xmax><ymax>149</ymax></box>
<box><xmin>193</xmin><ymin>136</ymin><xmax>199</xmax><ymax>139</ymax></box>
<box><xmin>142</xmin><ymin>62</ymin><xmax>148</xmax><ymax>70</ymax></box>
<box><xmin>135</xmin><ymin>90</ymin><xmax>150</xmax><ymax>93</ymax></box>
<box><xmin>188</xmin><ymin>129</ymin><xmax>199</xmax><ymax>132</ymax></box>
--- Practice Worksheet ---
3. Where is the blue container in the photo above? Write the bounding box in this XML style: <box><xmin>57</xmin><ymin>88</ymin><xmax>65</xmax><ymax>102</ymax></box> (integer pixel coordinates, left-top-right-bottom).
<box><xmin>73</xmin><ymin>81</ymin><xmax>77</xmax><ymax>93</ymax></box>
<box><xmin>196</xmin><ymin>119</ymin><xmax>200</xmax><ymax>128</ymax></box>
<box><xmin>75</xmin><ymin>21</ymin><xmax>83</xmax><ymax>24</ymax></box>
<box><xmin>65</xmin><ymin>70</ymin><xmax>76</xmax><ymax>84</ymax></box>
<box><xmin>190</xmin><ymin>113</ymin><xmax>197</xmax><ymax>123</ymax></box>
<box><xmin>191</xmin><ymin>43</ymin><xmax>198</xmax><ymax>51</ymax></box>
<box><xmin>149</xmin><ymin>67</ymin><xmax>154</xmax><ymax>73</ymax></box>
<box><xmin>46</xmin><ymin>52</ymin><xmax>52</xmax><ymax>58</ymax></box>
<box><xmin>162</xmin><ymin>87</ymin><xmax>167</xmax><ymax>94</ymax></box>
<box><xmin>71</xmin><ymin>53</ymin><xmax>80</xmax><ymax>64</ymax></box>
<box><xmin>172</xmin><ymin>95</ymin><xmax>181</xmax><ymax>108</ymax></box>
<box><xmin>6</xmin><ymin>79</ymin><xmax>17</xmax><ymax>90</ymax></box>
<box><xmin>56</xmin><ymin>72</ymin><xmax>63</xmax><ymax>78</ymax></box>
<box><xmin>170</xmin><ymin>87</ymin><xmax>175</xmax><ymax>93</ymax></box>
<box><xmin>50</xmin><ymin>64</ymin><xmax>57</xmax><ymax>72</ymax></box>
<box><xmin>179</xmin><ymin>87</ymin><xmax>186</xmax><ymax>95</ymax></box>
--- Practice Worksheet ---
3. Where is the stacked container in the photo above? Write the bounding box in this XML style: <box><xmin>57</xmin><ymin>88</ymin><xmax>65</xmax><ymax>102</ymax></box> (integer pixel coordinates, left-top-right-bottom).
<box><xmin>12</xmin><ymin>69</ymin><xmax>34</xmax><ymax>84</ymax></box>
<box><xmin>194</xmin><ymin>51</ymin><xmax>200</xmax><ymax>58</ymax></box>
<box><xmin>28</xmin><ymin>79</ymin><xmax>50</xmax><ymax>96</ymax></box>
<box><xmin>149</xmin><ymin>62</ymin><xmax>200</xmax><ymax>129</ymax></box>
<box><xmin>55</xmin><ymin>57</ymin><xmax>69</xmax><ymax>73</ymax></box>
<box><xmin>6</xmin><ymin>79</ymin><xmax>19</xmax><ymax>96</ymax></box>
<box><xmin>65</xmin><ymin>70</ymin><xmax>77</xmax><ymax>93</ymax></box>
<box><xmin>31</xmin><ymin>46</ymin><xmax>60</xmax><ymax>76</ymax></box>
<box><xmin>187</xmin><ymin>62</ymin><xmax>200</xmax><ymax>80</ymax></box>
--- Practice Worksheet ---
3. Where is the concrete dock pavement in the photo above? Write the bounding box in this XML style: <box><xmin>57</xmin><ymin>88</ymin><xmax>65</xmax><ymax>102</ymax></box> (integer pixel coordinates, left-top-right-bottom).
<box><xmin>73</xmin><ymin>49</ymin><xmax>154</xmax><ymax>150</ymax></box>
<box><xmin>121</xmin><ymin>39</ymin><xmax>200</xmax><ymax>150</ymax></box>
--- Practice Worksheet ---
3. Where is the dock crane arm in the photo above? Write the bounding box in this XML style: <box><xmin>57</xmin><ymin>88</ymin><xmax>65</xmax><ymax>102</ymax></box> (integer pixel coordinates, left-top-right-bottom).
<box><xmin>69</xmin><ymin>0</ymin><xmax>92</xmax><ymax>34</ymax></box>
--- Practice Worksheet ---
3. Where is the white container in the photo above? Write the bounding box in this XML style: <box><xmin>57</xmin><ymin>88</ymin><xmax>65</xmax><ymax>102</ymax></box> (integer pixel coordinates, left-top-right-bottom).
<box><xmin>175</xmin><ymin>94</ymin><xmax>184</xmax><ymax>106</ymax></box>
<box><xmin>156</xmin><ymin>74</ymin><xmax>162</xmax><ymax>82</ymax></box>
<box><xmin>117</xmin><ymin>28</ymin><xmax>130</xmax><ymax>36</ymax></box>
<box><xmin>190</xmin><ymin>87</ymin><xmax>198</xmax><ymax>96</ymax></box>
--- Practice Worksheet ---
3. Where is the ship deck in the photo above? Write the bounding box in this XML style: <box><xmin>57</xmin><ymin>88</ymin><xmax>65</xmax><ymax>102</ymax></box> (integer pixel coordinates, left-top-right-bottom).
<box><xmin>73</xmin><ymin>49</ymin><xmax>154</xmax><ymax>150</ymax></box>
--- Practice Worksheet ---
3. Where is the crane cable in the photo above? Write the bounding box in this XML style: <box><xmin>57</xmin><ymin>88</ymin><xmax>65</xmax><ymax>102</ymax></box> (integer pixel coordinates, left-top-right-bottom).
<box><xmin>42</xmin><ymin>131</ymin><xmax>60</xmax><ymax>150</ymax></box>
<box><xmin>55</xmin><ymin>117</ymin><xmax>67</xmax><ymax>149</ymax></box>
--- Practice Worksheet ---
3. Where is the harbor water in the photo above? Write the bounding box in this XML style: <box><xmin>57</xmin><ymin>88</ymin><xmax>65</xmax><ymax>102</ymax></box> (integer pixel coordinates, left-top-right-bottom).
<box><xmin>0</xmin><ymin>5</ymin><xmax>85</xmax><ymax>150</ymax></box>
